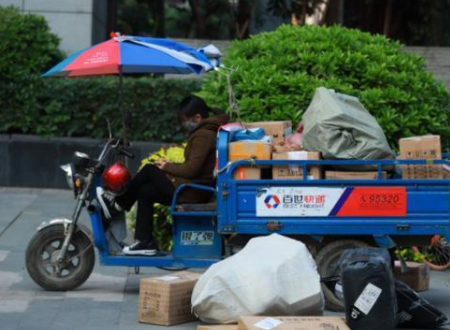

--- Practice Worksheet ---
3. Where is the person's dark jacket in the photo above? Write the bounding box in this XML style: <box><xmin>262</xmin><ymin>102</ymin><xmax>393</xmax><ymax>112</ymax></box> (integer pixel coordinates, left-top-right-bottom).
<box><xmin>163</xmin><ymin>114</ymin><xmax>229</xmax><ymax>203</ymax></box>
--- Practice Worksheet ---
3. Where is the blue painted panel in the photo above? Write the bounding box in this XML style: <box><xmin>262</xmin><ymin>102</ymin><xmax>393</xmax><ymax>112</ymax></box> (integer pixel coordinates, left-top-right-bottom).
<box><xmin>407</xmin><ymin>191</ymin><xmax>450</xmax><ymax>214</ymax></box>
<box><xmin>99</xmin><ymin>250</ymin><xmax>218</xmax><ymax>268</ymax></box>
<box><xmin>89</xmin><ymin>207</ymin><xmax>108</xmax><ymax>251</ymax></box>
<box><xmin>172</xmin><ymin>215</ymin><xmax>222</xmax><ymax>259</ymax></box>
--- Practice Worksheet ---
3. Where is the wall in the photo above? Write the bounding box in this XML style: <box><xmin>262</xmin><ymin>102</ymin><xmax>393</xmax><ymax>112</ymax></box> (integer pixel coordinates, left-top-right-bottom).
<box><xmin>403</xmin><ymin>47</ymin><xmax>450</xmax><ymax>91</ymax></box>
<box><xmin>0</xmin><ymin>0</ymin><xmax>109</xmax><ymax>54</ymax></box>
<box><xmin>0</xmin><ymin>135</ymin><xmax>163</xmax><ymax>189</ymax></box>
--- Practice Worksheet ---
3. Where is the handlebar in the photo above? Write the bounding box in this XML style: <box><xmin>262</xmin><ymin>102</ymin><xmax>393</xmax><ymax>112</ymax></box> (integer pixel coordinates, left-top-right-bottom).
<box><xmin>119</xmin><ymin>148</ymin><xmax>134</xmax><ymax>159</ymax></box>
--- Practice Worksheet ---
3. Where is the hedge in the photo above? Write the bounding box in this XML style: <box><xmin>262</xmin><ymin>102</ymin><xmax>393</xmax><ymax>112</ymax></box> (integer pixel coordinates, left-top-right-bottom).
<box><xmin>199</xmin><ymin>25</ymin><xmax>450</xmax><ymax>148</ymax></box>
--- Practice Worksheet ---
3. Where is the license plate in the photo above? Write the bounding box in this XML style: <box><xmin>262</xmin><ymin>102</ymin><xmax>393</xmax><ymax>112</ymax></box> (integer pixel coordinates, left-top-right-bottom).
<box><xmin>180</xmin><ymin>231</ymin><xmax>214</xmax><ymax>246</ymax></box>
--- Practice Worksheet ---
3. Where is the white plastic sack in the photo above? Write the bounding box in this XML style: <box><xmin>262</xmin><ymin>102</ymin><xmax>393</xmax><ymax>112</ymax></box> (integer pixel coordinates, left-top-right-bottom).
<box><xmin>191</xmin><ymin>234</ymin><xmax>324</xmax><ymax>324</ymax></box>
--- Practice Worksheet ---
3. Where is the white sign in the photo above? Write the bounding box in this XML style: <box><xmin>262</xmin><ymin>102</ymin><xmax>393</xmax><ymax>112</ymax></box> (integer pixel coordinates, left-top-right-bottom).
<box><xmin>254</xmin><ymin>318</ymin><xmax>283</xmax><ymax>330</ymax></box>
<box><xmin>256</xmin><ymin>187</ymin><xmax>345</xmax><ymax>217</ymax></box>
<box><xmin>156</xmin><ymin>275</ymin><xmax>179</xmax><ymax>282</ymax></box>
<box><xmin>354</xmin><ymin>283</ymin><xmax>382</xmax><ymax>315</ymax></box>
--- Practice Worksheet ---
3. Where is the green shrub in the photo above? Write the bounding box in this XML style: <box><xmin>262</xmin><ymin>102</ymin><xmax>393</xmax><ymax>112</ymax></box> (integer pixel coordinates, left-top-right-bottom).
<box><xmin>0</xmin><ymin>7</ymin><xmax>201</xmax><ymax>143</ymax></box>
<box><xmin>0</xmin><ymin>6</ymin><xmax>63</xmax><ymax>134</ymax></box>
<box><xmin>199</xmin><ymin>25</ymin><xmax>450</xmax><ymax>148</ymax></box>
<box><xmin>34</xmin><ymin>77</ymin><xmax>201</xmax><ymax>142</ymax></box>
<box><xmin>2</xmin><ymin>75</ymin><xmax>200</xmax><ymax>142</ymax></box>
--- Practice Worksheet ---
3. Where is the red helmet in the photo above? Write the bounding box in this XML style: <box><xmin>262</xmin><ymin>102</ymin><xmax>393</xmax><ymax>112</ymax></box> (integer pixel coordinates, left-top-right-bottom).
<box><xmin>102</xmin><ymin>162</ymin><xmax>131</xmax><ymax>194</ymax></box>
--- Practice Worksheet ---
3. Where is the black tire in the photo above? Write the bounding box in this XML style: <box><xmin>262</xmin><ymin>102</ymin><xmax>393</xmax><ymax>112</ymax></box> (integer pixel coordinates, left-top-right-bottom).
<box><xmin>26</xmin><ymin>225</ymin><xmax>95</xmax><ymax>291</ymax></box>
<box><xmin>315</xmin><ymin>239</ymin><xmax>369</xmax><ymax>312</ymax></box>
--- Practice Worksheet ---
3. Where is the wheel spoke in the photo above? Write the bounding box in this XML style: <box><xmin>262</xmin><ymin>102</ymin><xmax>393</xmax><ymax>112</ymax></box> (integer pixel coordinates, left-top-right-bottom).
<box><xmin>62</xmin><ymin>261</ymin><xmax>77</xmax><ymax>273</ymax></box>
<box><xmin>43</xmin><ymin>245</ymin><xmax>57</xmax><ymax>255</ymax></box>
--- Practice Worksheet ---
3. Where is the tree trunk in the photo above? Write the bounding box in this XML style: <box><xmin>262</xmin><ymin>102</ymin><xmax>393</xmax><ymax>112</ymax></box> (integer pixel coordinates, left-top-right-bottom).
<box><xmin>301</xmin><ymin>0</ymin><xmax>307</xmax><ymax>25</ymax></box>
<box><xmin>338</xmin><ymin>0</ymin><xmax>345</xmax><ymax>25</ymax></box>
<box><xmin>383</xmin><ymin>0</ymin><xmax>393</xmax><ymax>37</ymax></box>
<box><xmin>152</xmin><ymin>0</ymin><xmax>165</xmax><ymax>37</ymax></box>
<box><xmin>188</xmin><ymin>0</ymin><xmax>206</xmax><ymax>38</ymax></box>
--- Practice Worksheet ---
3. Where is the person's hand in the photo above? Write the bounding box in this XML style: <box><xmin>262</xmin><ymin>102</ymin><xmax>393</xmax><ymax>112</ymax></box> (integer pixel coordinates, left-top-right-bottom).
<box><xmin>155</xmin><ymin>159</ymin><xmax>169</xmax><ymax>170</ymax></box>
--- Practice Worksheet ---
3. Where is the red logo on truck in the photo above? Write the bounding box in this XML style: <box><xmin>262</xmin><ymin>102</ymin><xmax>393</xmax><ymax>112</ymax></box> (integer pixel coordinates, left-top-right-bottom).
<box><xmin>337</xmin><ymin>187</ymin><xmax>407</xmax><ymax>217</ymax></box>
<box><xmin>264</xmin><ymin>195</ymin><xmax>281</xmax><ymax>209</ymax></box>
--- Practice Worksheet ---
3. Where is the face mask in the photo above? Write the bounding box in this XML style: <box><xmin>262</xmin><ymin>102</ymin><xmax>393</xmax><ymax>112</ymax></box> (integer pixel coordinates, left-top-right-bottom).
<box><xmin>182</xmin><ymin>120</ymin><xmax>199</xmax><ymax>132</ymax></box>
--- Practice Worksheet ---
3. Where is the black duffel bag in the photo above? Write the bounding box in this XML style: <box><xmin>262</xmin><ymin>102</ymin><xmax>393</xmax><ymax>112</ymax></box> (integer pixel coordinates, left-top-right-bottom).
<box><xmin>396</xmin><ymin>280</ymin><xmax>448</xmax><ymax>329</ymax></box>
<box><xmin>340</xmin><ymin>248</ymin><xmax>397</xmax><ymax>330</ymax></box>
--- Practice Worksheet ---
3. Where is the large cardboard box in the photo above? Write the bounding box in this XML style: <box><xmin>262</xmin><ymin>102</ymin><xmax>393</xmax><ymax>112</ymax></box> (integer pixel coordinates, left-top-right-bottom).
<box><xmin>325</xmin><ymin>171</ymin><xmax>387</xmax><ymax>179</ymax></box>
<box><xmin>394</xmin><ymin>261</ymin><xmax>430</xmax><ymax>292</ymax></box>
<box><xmin>272</xmin><ymin>151</ymin><xmax>322</xmax><ymax>180</ymax></box>
<box><xmin>229</xmin><ymin>141</ymin><xmax>272</xmax><ymax>162</ymax></box>
<box><xmin>233</xmin><ymin>167</ymin><xmax>261</xmax><ymax>180</ymax></box>
<box><xmin>139</xmin><ymin>271</ymin><xmax>201</xmax><ymax>326</ymax></box>
<box><xmin>399</xmin><ymin>135</ymin><xmax>442</xmax><ymax>179</ymax></box>
<box><xmin>245</xmin><ymin>121</ymin><xmax>292</xmax><ymax>145</ymax></box>
<box><xmin>229</xmin><ymin>141</ymin><xmax>272</xmax><ymax>180</ymax></box>
<box><xmin>198</xmin><ymin>325</ymin><xmax>239</xmax><ymax>330</ymax></box>
<box><xmin>238</xmin><ymin>316</ymin><xmax>350</xmax><ymax>330</ymax></box>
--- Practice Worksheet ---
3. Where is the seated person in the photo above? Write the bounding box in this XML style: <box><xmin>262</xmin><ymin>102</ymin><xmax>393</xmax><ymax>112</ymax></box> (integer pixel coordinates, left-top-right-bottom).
<box><xmin>102</xmin><ymin>95</ymin><xmax>228</xmax><ymax>256</ymax></box>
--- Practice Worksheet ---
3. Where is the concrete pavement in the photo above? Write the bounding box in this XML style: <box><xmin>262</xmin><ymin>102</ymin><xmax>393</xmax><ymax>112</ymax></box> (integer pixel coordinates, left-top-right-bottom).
<box><xmin>0</xmin><ymin>188</ymin><xmax>449</xmax><ymax>330</ymax></box>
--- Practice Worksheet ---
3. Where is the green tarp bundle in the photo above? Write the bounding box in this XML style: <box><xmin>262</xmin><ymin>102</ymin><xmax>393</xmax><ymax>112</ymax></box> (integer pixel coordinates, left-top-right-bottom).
<box><xmin>302</xmin><ymin>87</ymin><xmax>394</xmax><ymax>169</ymax></box>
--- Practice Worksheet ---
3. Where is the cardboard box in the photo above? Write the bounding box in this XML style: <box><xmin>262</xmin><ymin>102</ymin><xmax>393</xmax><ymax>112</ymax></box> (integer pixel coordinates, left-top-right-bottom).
<box><xmin>245</xmin><ymin>121</ymin><xmax>292</xmax><ymax>145</ymax></box>
<box><xmin>139</xmin><ymin>271</ymin><xmax>201</xmax><ymax>326</ymax></box>
<box><xmin>272</xmin><ymin>151</ymin><xmax>322</xmax><ymax>180</ymax></box>
<box><xmin>394</xmin><ymin>261</ymin><xmax>430</xmax><ymax>292</ymax></box>
<box><xmin>198</xmin><ymin>325</ymin><xmax>239</xmax><ymax>330</ymax></box>
<box><xmin>325</xmin><ymin>171</ymin><xmax>387</xmax><ymax>179</ymax></box>
<box><xmin>399</xmin><ymin>135</ymin><xmax>442</xmax><ymax>179</ymax></box>
<box><xmin>273</xmin><ymin>144</ymin><xmax>302</xmax><ymax>153</ymax></box>
<box><xmin>229</xmin><ymin>141</ymin><xmax>272</xmax><ymax>162</ymax></box>
<box><xmin>238</xmin><ymin>316</ymin><xmax>350</xmax><ymax>330</ymax></box>
<box><xmin>233</xmin><ymin>167</ymin><xmax>261</xmax><ymax>180</ymax></box>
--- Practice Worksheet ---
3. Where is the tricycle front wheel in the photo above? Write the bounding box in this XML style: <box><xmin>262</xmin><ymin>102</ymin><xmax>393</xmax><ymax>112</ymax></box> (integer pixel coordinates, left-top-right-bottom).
<box><xmin>26</xmin><ymin>225</ymin><xmax>95</xmax><ymax>291</ymax></box>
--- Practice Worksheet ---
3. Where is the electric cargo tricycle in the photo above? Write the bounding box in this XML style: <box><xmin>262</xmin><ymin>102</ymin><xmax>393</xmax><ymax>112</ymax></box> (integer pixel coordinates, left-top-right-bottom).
<box><xmin>25</xmin><ymin>129</ymin><xmax>450</xmax><ymax>311</ymax></box>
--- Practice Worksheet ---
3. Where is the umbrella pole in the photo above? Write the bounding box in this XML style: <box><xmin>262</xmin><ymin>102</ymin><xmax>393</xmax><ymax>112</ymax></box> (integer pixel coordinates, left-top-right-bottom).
<box><xmin>119</xmin><ymin>70</ymin><xmax>126</xmax><ymax>143</ymax></box>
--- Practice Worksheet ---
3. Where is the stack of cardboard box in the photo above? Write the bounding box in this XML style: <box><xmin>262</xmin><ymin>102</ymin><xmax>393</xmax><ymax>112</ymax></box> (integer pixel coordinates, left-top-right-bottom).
<box><xmin>398</xmin><ymin>135</ymin><xmax>443</xmax><ymax>179</ymax></box>
<box><xmin>272</xmin><ymin>151</ymin><xmax>322</xmax><ymax>180</ymax></box>
<box><xmin>229</xmin><ymin>121</ymin><xmax>323</xmax><ymax>180</ymax></box>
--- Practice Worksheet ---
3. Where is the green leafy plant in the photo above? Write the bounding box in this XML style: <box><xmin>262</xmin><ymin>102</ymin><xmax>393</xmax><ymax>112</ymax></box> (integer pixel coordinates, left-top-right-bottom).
<box><xmin>396</xmin><ymin>247</ymin><xmax>425</xmax><ymax>263</ymax></box>
<box><xmin>199</xmin><ymin>25</ymin><xmax>450</xmax><ymax>148</ymax></box>
<box><xmin>127</xmin><ymin>145</ymin><xmax>186</xmax><ymax>251</ymax></box>
<box><xmin>1</xmin><ymin>75</ymin><xmax>200</xmax><ymax>142</ymax></box>
<box><xmin>0</xmin><ymin>7</ymin><xmax>201</xmax><ymax>142</ymax></box>
<box><xmin>0</xmin><ymin>6</ymin><xmax>63</xmax><ymax>135</ymax></box>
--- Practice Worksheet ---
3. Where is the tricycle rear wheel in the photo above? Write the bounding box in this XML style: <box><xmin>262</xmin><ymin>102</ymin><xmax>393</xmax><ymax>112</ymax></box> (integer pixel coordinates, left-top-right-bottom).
<box><xmin>315</xmin><ymin>239</ymin><xmax>369</xmax><ymax>312</ymax></box>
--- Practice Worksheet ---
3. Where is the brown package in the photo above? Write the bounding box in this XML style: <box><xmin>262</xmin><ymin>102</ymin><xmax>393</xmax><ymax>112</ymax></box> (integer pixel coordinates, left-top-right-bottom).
<box><xmin>394</xmin><ymin>261</ymin><xmax>430</xmax><ymax>292</ymax></box>
<box><xmin>198</xmin><ymin>325</ymin><xmax>240</xmax><ymax>330</ymax></box>
<box><xmin>245</xmin><ymin>121</ymin><xmax>292</xmax><ymax>145</ymax></box>
<box><xmin>139</xmin><ymin>271</ymin><xmax>201</xmax><ymax>326</ymax></box>
<box><xmin>238</xmin><ymin>316</ymin><xmax>350</xmax><ymax>330</ymax></box>
<box><xmin>399</xmin><ymin>135</ymin><xmax>442</xmax><ymax>179</ymax></box>
<box><xmin>233</xmin><ymin>167</ymin><xmax>261</xmax><ymax>180</ymax></box>
<box><xmin>325</xmin><ymin>171</ymin><xmax>387</xmax><ymax>179</ymax></box>
<box><xmin>272</xmin><ymin>151</ymin><xmax>322</xmax><ymax>180</ymax></box>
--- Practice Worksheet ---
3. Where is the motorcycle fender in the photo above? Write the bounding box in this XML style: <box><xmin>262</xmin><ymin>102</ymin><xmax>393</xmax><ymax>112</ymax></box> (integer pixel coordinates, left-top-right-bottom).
<box><xmin>37</xmin><ymin>218</ymin><xmax>93</xmax><ymax>241</ymax></box>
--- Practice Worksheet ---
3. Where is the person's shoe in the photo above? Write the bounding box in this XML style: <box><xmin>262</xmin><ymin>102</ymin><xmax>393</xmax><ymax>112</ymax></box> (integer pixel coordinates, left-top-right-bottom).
<box><xmin>122</xmin><ymin>240</ymin><xmax>158</xmax><ymax>256</ymax></box>
<box><xmin>96</xmin><ymin>187</ymin><xmax>120</xmax><ymax>219</ymax></box>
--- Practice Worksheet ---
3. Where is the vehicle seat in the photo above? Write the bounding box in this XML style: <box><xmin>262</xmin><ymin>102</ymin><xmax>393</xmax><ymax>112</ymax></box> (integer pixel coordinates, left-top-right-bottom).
<box><xmin>175</xmin><ymin>202</ymin><xmax>216</xmax><ymax>212</ymax></box>
<box><xmin>174</xmin><ymin>179</ymin><xmax>216</xmax><ymax>213</ymax></box>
